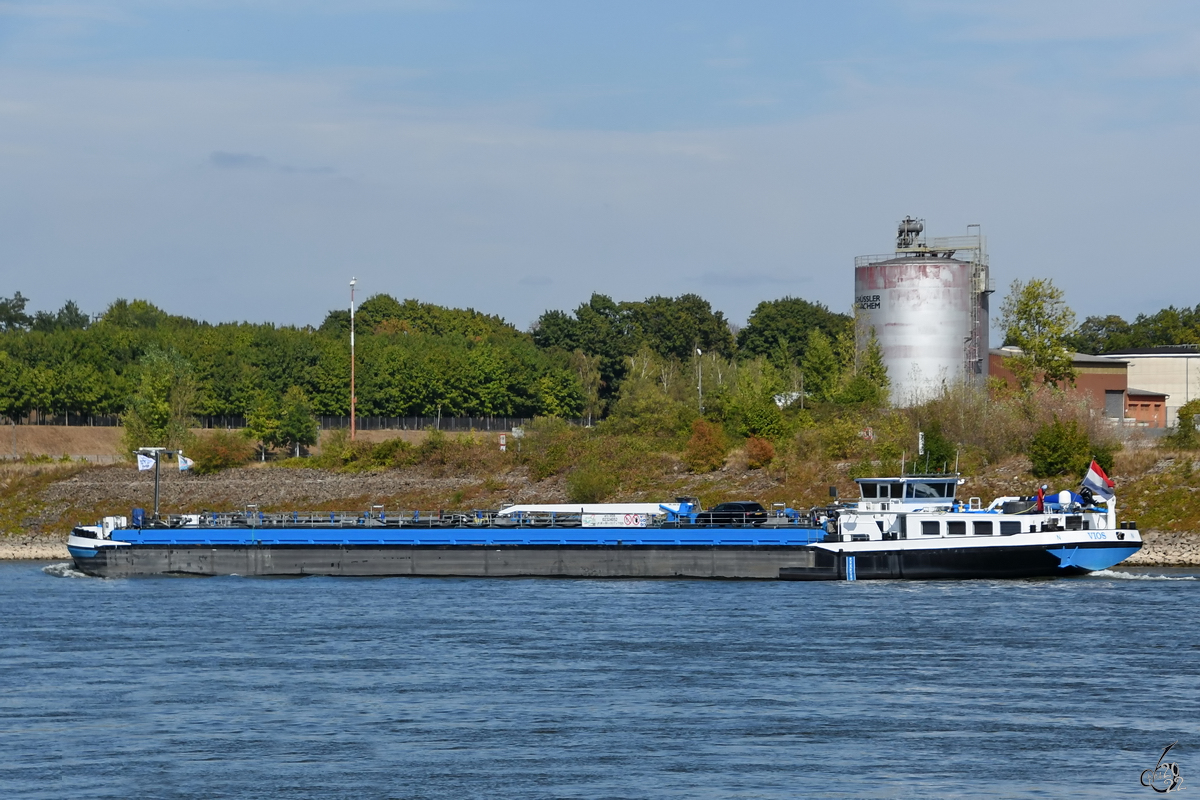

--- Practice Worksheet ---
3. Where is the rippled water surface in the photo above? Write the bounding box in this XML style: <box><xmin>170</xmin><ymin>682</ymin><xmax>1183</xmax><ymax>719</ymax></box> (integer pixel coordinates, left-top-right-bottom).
<box><xmin>2</xmin><ymin>563</ymin><xmax>1198</xmax><ymax>799</ymax></box>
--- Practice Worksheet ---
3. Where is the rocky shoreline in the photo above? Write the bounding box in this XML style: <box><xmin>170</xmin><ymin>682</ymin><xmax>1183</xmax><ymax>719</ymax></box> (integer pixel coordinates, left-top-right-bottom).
<box><xmin>1</xmin><ymin>534</ymin><xmax>69</xmax><ymax>561</ymax></box>
<box><xmin>1120</xmin><ymin>530</ymin><xmax>1200</xmax><ymax>567</ymax></box>
<box><xmin>5</xmin><ymin>530</ymin><xmax>1199</xmax><ymax>567</ymax></box>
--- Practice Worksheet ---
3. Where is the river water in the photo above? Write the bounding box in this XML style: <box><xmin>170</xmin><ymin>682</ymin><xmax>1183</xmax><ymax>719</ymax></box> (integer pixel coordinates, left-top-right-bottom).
<box><xmin>1</xmin><ymin>563</ymin><xmax>1197</xmax><ymax>799</ymax></box>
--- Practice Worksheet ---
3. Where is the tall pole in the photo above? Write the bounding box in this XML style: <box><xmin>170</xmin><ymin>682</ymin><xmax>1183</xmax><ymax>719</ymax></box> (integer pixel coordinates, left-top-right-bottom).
<box><xmin>696</xmin><ymin>348</ymin><xmax>703</xmax><ymax>413</ymax></box>
<box><xmin>350</xmin><ymin>277</ymin><xmax>357</xmax><ymax>441</ymax></box>
<box><xmin>138</xmin><ymin>447</ymin><xmax>166</xmax><ymax>519</ymax></box>
<box><xmin>153</xmin><ymin>450</ymin><xmax>160</xmax><ymax>519</ymax></box>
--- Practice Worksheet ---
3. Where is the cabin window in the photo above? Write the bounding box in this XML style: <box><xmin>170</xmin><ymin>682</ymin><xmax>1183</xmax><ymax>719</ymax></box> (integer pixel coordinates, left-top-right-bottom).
<box><xmin>947</xmin><ymin>521</ymin><xmax>966</xmax><ymax>535</ymax></box>
<box><xmin>890</xmin><ymin>484</ymin><xmax>904</xmax><ymax>499</ymax></box>
<box><xmin>1000</xmin><ymin>521</ymin><xmax>1020</xmax><ymax>536</ymax></box>
<box><xmin>973</xmin><ymin>521</ymin><xmax>994</xmax><ymax>536</ymax></box>
<box><xmin>907</xmin><ymin>482</ymin><xmax>951</xmax><ymax>499</ymax></box>
<box><xmin>921</xmin><ymin>520</ymin><xmax>940</xmax><ymax>536</ymax></box>
<box><xmin>860</xmin><ymin>484</ymin><xmax>877</xmax><ymax>499</ymax></box>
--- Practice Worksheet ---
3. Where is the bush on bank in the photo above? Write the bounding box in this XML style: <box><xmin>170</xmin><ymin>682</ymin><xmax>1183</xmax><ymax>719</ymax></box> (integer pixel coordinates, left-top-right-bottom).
<box><xmin>187</xmin><ymin>430</ymin><xmax>255</xmax><ymax>475</ymax></box>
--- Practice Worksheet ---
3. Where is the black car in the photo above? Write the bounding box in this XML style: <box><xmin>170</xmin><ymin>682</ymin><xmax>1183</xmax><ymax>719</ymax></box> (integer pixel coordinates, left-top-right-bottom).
<box><xmin>693</xmin><ymin>501</ymin><xmax>768</xmax><ymax>526</ymax></box>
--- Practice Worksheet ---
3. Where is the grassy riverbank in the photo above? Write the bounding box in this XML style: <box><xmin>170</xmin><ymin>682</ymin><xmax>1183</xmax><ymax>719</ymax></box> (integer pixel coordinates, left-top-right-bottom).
<box><xmin>4</xmin><ymin>432</ymin><xmax>1200</xmax><ymax>565</ymax></box>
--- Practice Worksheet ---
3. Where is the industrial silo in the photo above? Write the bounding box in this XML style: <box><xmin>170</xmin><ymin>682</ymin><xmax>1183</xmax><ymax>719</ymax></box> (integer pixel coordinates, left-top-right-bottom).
<box><xmin>854</xmin><ymin>218</ymin><xmax>992</xmax><ymax>406</ymax></box>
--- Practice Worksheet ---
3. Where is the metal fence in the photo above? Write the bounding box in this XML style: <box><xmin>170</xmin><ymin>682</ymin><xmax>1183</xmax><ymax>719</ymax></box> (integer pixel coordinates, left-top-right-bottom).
<box><xmin>8</xmin><ymin>414</ymin><xmax>578</xmax><ymax>432</ymax></box>
<box><xmin>316</xmin><ymin>416</ymin><xmax>543</xmax><ymax>432</ymax></box>
<box><xmin>9</xmin><ymin>414</ymin><xmax>121</xmax><ymax>426</ymax></box>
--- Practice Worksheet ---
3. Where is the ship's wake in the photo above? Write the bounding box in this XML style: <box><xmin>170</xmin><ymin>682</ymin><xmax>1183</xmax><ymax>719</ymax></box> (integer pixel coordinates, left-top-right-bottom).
<box><xmin>1090</xmin><ymin>569</ymin><xmax>1197</xmax><ymax>581</ymax></box>
<box><xmin>42</xmin><ymin>562</ymin><xmax>92</xmax><ymax>579</ymax></box>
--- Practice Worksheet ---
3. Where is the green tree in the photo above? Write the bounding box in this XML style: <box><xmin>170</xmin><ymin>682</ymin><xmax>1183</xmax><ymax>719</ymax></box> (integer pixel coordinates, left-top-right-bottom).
<box><xmin>1128</xmin><ymin>306</ymin><xmax>1200</xmax><ymax>348</ymax></box>
<box><xmin>800</xmin><ymin>329</ymin><xmax>839</xmax><ymax>403</ymax></box>
<box><xmin>32</xmin><ymin>300</ymin><xmax>90</xmax><ymax>332</ymax></box>
<box><xmin>571</xmin><ymin>293</ymin><xmax>637</xmax><ymax>396</ymax></box>
<box><xmin>599</xmin><ymin>347</ymin><xmax>696</xmax><ymax>438</ymax></box>
<box><xmin>99</xmin><ymin>298</ymin><xmax>180</xmax><ymax>329</ymax></box>
<box><xmin>121</xmin><ymin>347</ymin><xmax>197</xmax><ymax>453</ymax></box>
<box><xmin>0</xmin><ymin>352</ymin><xmax>30</xmax><ymax>421</ymax></box>
<box><xmin>532</xmin><ymin>309</ymin><xmax>581</xmax><ymax>352</ymax></box>
<box><xmin>625</xmin><ymin>294</ymin><xmax>735</xmax><ymax>360</ymax></box>
<box><xmin>534</xmin><ymin>372</ymin><xmax>584</xmax><ymax>418</ymax></box>
<box><xmin>999</xmin><ymin>278</ymin><xmax>1077</xmax><ymax>391</ymax></box>
<box><xmin>836</xmin><ymin>326</ymin><xmax>889</xmax><ymax>406</ymax></box>
<box><xmin>277</xmin><ymin>386</ymin><xmax>319</xmax><ymax>457</ymax></box>
<box><xmin>244</xmin><ymin>390</ymin><xmax>282</xmax><ymax>461</ymax></box>
<box><xmin>725</xmin><ymin>359</ymin><xmax>788</xmax><ymax>439</ymax></box>
<box><xmin>1067</xmin><ymin>315</ymin><xmax>1133</xmax><ymax>355</ymax></box>
<box><xmin>0</xmin><ymin>292</ymin><xmax>32</xmax><ymax>332</ymax></box>
<box><xmin>737</xmin><ymin>297</ymin><xmax>851</xmax><ymax>367</ymax></box>
<box><xmin>570</xmin><ymin>349</ymin><xmax>603</xmax><ymax>424</ymax></box>
<box><xmin>54</xmin><ymin>362</ymin><xmax>106</xmax><ymax>420</ymax></box>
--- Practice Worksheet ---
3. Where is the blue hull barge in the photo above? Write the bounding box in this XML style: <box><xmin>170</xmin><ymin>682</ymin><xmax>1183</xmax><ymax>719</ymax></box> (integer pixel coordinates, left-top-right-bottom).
<box><xmin>66</xmin><ymin>480</ymin><xmax>1143</xmax><ymax>580</ymax></box>
<box><xmin>67</xmin><ymin>501</ymin><xmax>828</xmax><ymax>579</ymax></box>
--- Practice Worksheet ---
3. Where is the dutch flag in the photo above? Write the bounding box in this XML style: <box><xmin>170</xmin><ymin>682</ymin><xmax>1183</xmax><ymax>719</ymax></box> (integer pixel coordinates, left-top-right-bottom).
<box><xmin>1082</xmin><ymin>459</ymin><xmax>1115</xmax><ymax>503</ymax></box>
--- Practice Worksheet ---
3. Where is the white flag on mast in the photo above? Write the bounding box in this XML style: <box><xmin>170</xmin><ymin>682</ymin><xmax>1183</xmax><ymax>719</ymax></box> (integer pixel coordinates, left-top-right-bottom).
<box><xmin>178</xmin><ymin>454</ymin><xmax>195</xmax><ymax>472</ymax></box>
<box><xmin>136</xmin><ymin>454</ymin><xmax>155</xmax><ymax>471</ymax></box>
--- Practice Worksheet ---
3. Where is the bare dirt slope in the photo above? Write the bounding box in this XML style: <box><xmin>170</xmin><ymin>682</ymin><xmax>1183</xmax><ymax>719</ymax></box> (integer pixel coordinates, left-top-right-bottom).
<box><xmin>4</xmin><ymin>425</ymin><xmax>466</xmax><ymax>460</ymax></box>
<box><xmin>3</xmin><ymin>425</ymin><xmax>123</xmax><ymax>459</ymax></box>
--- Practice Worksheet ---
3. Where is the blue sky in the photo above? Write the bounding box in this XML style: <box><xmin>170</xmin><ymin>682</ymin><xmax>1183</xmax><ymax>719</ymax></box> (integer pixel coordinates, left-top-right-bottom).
<box><xmin>2</xmin><ymin>1</ymin><xmax>1199</xmax><ymax>329</ymax></box>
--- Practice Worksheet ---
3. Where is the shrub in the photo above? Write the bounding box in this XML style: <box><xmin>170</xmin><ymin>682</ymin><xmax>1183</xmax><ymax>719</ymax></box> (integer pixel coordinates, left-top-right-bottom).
<box><xmin>566</xmin><ymin>465</ymin><xmax>618</xmax><ymax>503</ymax></box>
<box><xmin>819</xmin><ymin>416</ymin><xmax>866</xmax><ymax>461</ymax></box>
<box><xmin>522</xmin><ymin>417</ymin><xmax>586</xmax><ymax>480</ymax></box>
<box><xmin>915</xmin><ymin>426</ymin><xmax>956</xmax><ymax>474</ymax></box>
<box><xmin>187</xmin><ymin>429</ymin><xmax>255</xmax><ymax>475</ymax></box>
<box><xmin>745</xmin><ymin>436</ymin><xmax>775</xmax><ymax>469</ymax></box>
<box><xmin>1167</xmin><ymin>398</ymin><xmax>1200</xmax><ymax>449</ymax></box>
<box><xmin>312</xmin><ymin>428</ymin><xmax>374</xmax><ymax>470</ymax></box>
<box><xmin>684</xmin><ymin>419</ymin><xmax>727</xmax><ymax>473</ymax></box>
<box><xmin>416</xmin><ymin>429</ymin><xmax>450</xmax><ymax>465</ymax></box>
<box><xmin>1029</xmin><ymin>417</ymin><xmax>1091</xmax><ymax>478</ymax></box>
<box><xmin>371</xmin><ymin>437</ymin><xmax>414</xmax><ymax>468</ymax></box>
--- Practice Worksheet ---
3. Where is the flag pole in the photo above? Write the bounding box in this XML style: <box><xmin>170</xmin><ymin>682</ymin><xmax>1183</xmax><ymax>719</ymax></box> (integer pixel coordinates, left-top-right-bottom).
<box><xmin>137</xmin><ymin>447</ymin><xmax>171</xmax><ymax>520</ymax></box>
<box><xmin>154</xmin><ymin>451</ymin><xmax>160</xmax><ymax>518</ymax></box>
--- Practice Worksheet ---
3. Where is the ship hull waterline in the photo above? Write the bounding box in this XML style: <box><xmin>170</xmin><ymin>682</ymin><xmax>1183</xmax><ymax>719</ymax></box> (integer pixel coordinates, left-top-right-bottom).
<box><xmin>70</xmin><ymin>543</ymin><xmax>825</xmax><ymax>579</ymax></box>
<box><xmin>779</xmin><ymin>542</ymin><xmax>1141</xmax><ymax>581</ymax></box>
<box><xmin>68</xmin><ymin>540</ymin><xmax>1139</xmax><ymax>580</ymax></box>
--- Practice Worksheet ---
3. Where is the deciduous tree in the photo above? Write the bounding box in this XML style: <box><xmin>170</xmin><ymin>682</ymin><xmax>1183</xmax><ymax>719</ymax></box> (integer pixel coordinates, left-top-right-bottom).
<box><xmin>737</xmin><ymin>297</ymin><xmax>850</xmax><ymax>367</ymax></box>
<box><xmin>999</xmin><ymin>278</ymin><xmax>1077</xmax><ymax>391</ymax></box>
<box><xmin>277</xmin><ymin>386</ymin><xmax>319</xmax><ymax>457</ymax></box>
<box><xmin>244</xmin><ymin>390</ymin><xmax>282</xmax><ymax>460</ymax></box>
<box><xmin>121</xmin><ymin>347</ymin><xmax>197</xmax><ymax>453</ymax></box>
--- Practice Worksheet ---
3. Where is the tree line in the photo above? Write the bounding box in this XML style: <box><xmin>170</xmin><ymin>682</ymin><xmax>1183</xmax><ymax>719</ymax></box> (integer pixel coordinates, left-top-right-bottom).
<box><xmin>2</xmin><ymin>279</ymin><xmax>1194</xmax><ymax>428</ymax></box>
<box><xmin>0</xmin><ymin>289</ymin><xmax>883</xmax><ymax>438</ymax></box>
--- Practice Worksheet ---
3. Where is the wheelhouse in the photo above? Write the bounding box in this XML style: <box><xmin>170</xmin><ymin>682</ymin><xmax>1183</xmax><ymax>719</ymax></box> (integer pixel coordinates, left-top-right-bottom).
<box><xmin>854</xmin><ymin>476</ymin><xmax>963</xmax><ymax>510</ymax></box>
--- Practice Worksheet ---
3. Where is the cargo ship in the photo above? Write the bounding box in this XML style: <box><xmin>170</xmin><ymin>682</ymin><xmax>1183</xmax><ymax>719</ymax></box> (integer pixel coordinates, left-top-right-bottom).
<box><xmin>66</xmin><ymin>474</ymin><xmax>1142</xmax><ymax>580</ymax></box>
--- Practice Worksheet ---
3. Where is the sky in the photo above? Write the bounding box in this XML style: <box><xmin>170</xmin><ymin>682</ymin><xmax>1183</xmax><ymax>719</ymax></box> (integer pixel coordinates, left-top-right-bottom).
<box><xmin>2</xmin><ymin>0</ymin><xmax>1199</xmax><ymax>331</ymax></box>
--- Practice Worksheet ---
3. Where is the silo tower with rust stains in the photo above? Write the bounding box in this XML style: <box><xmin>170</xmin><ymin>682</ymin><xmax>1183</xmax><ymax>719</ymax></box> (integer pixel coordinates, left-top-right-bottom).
<box><xmin>854</xmin><ymin>218</ymin><xmax>993</xmax><ymax>406</ymax></box>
